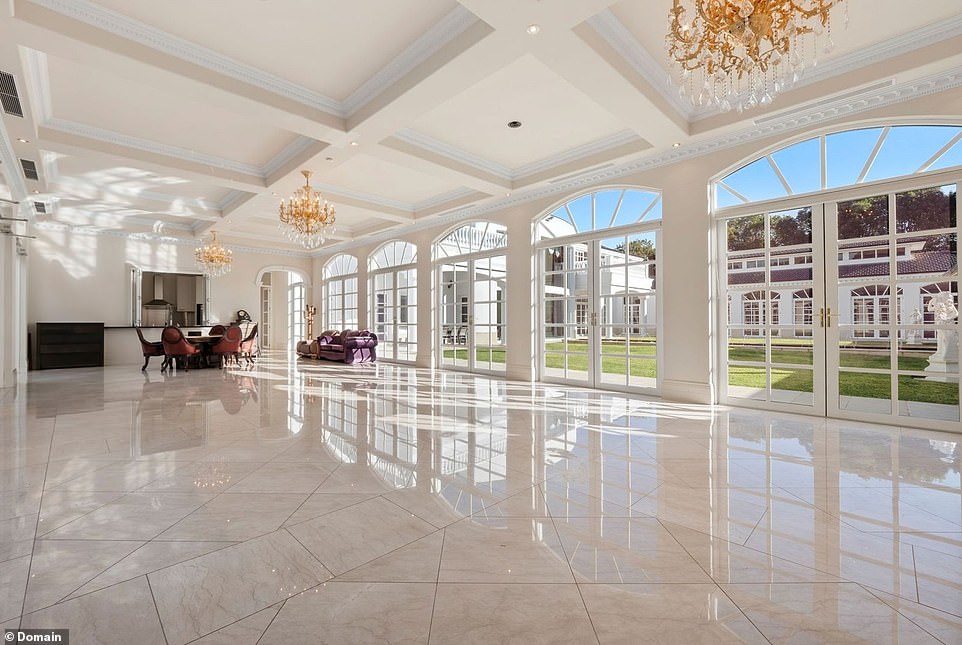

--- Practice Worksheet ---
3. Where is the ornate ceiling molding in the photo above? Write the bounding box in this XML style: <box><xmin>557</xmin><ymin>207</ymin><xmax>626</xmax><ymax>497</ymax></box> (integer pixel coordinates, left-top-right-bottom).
<box><xmin>24</xmin><ymin>0</ymin><xmax>480</xmax><ymax>121</ymax></box>
<box><xmin>395</xmin><ymin>128</ymin><xmax>646</xmax><ymax>183</ymax></box>
<box><xmin>341</xmin><ymin>5</ymin><xmax>480</xmax><ymax>116</ymax></box>
<box><xmin>317</xmin><ymin>67</ymin><xmax>962</xmax><ymax>257</ymax></box>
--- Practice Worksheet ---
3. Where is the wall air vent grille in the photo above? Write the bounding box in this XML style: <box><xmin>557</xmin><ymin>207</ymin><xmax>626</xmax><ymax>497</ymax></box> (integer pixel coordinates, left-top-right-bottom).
<box><xmin>20</xmin><ymin>159</ymin><xmax>38</xmax><ymax>180</ymax></box>
<box><xmin>34</xmin><ymin>201</ymin><xmax>46</xmax><ymax>214</ymax></box>
<box><xmin>0</xmin><ymin>71</ymin><xmax>24</xmax><ymax>117</ymax></box>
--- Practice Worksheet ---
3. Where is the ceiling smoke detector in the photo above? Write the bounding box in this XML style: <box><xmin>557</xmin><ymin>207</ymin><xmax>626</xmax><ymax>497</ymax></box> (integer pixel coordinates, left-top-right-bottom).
<box><xmin>507</xmin><ymin>121</ymin><xmax>522</xmax><ymax>129</ymax></box>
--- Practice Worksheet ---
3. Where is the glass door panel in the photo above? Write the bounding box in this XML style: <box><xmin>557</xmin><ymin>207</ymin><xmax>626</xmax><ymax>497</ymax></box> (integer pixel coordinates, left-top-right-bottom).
<box><xmin>542</xmin><ymin>232</ymin><xmax>659</xmax><ymax>392</ymax></box>
<box><xmin>826</xmin><ymin>186</ymin><xmax>960</xmax><ymax>426</ymax></box>
<box><xmin>723</xmin><ymin>208</ymin><xmax>822</xmax><ymax>410</ymax></box>
<box><xmin>438</xmin><ymin>255</ymin><xmax>507</xmax><ymax>373</ymax></box>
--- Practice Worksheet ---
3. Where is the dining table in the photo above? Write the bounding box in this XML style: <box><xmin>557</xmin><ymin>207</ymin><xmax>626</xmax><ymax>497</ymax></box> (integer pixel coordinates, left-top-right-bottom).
<box><xmin>187</xmin><ymin>334</ymin><xmax>223</xmax><ymax>367</ymax></box>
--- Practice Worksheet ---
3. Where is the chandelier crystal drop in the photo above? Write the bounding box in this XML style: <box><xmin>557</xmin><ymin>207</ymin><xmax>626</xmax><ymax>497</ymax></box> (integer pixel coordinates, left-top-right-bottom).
<box><xmin>666</xmin><ymin>0</ymin><xmax>847</xmax><ymax>112</ymax></box>
<box><xmin>194</xmin><ymin>231</ymin><xmax>233</xmax><ymax>277</ymax></box>
<box><xmin>278</xmin><ymin>169</ymin><xmax>336</xmax><ymax>249</ymax></box>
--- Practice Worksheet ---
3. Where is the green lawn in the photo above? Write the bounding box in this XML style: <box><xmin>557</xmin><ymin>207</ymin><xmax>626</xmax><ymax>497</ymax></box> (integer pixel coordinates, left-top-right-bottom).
<box><xmin>728</xmin><ymin>345</ymin><xmax>958</xmax><ymax>405</ymax></box>
<box><xmin>443</xmin><ymin>339</ymin><xmax>957</xmax><ymax>406</ymax></box>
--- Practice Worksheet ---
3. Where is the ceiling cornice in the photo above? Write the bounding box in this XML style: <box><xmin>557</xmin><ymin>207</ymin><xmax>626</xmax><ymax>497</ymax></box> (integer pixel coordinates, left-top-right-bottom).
<box><xmin>394</xmin><ymin>128</ymin><xmax>512</xmax><ymax>180</ymax></box>
<box><xmin>513</xmin><ymin>130</ymin><xmax>643</xmax><ymax>179</ymax></box>
<box><xmin>395</xmin><ymin>128</ymin><xmax>646</xmax><ymax>183</ymax></box>
<box><xmin>586</xmin><ymin>9</ymin><xmax>692</xmax><ymax>118</ymax></box>
<box><xmin>43</xmin><ymin>118</ymin><xmax>264</xmax><ymax>177</ymax></box>
<box><xmin>23</xmin><ymin>0</ymin><xmax>481</xmax><ymax>122</ymax></box>
<box><xmin>341</xmin><ymin>5</ymin><xmax>480</xmax><ymax>116</ymax></box>
<box><xmin>24</xmin><ymin>0</ymin><xmax>342</xmax><ymax>115</ymax></box>
<box><xmin>316</xmin><ymin>66</ymin><xmax>962</xmax><ymax>258</ymax></box>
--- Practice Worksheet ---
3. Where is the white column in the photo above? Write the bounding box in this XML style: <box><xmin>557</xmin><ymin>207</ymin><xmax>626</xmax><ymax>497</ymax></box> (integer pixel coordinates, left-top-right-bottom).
<box><xmin>0</xmin><ymin>202</ymin><xmax>29</xmax><ymax>388</ymax></box>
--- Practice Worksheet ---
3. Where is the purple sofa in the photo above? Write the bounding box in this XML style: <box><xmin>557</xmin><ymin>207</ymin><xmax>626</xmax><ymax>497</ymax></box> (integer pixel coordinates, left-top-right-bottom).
<box><xmin>297</xmin><ymin>329</ymin><xmax>378</xmax><ymax>364</ymax></box>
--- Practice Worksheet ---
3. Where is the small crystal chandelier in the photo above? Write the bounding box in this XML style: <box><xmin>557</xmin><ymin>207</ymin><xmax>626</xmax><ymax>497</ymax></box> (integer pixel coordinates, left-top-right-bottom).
<box><xmin>194</xmin><ymin>231</ymin><xmax>233</xmax><ymax>277</ymax></box>
<box><xmin>278</xmin><ymin>169</ymin><xmax>336</xmax><ymax>249</ymax></box>
<box><xmin>666</xmin><ymin>0</ymin><xmax>847</xmax><ymax>112</ymax></box>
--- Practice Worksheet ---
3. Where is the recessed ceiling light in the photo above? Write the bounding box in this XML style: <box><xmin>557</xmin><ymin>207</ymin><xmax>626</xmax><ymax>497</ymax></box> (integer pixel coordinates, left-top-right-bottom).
<box><xmin>271</xmin><ymin>191</ymin><xmax>278</xmax><ymax>196</ymax></box>
<box><xmin>32</xmin><ymin>190</ymin><xmax>39</xmax><ymax>194</ymax></box>
<box><xmin>526</xmin><ymin>24</ymin><xmax>541</xmax><ymax>35</ymax></box>
<box><xmin>505</xmin><ymin>192</ymin><xmax>511</xmax><ymax>197</ymax></box>
<box><xmin>325</xmin><ymin>157</ymin><xmax>334</xmax><ymax>162</ymax></box>
<box><xmin>350</xmin><ymin>141</ymin><xmax>359</xmax><ymax>147</ymax></box>
<box><xmin>507</xmin><ymin>121</ymin><xmax>522</xmax><ymax>129</ymax></box>
<box><xmin>672</xmin><ymin>142</ymin><xmax>681</xmax><ymax>148</ymax></box>
<box><xmin>17</xmin><ymin>138</ymin><xmax>29</xmax><ymax>143</ymax></box>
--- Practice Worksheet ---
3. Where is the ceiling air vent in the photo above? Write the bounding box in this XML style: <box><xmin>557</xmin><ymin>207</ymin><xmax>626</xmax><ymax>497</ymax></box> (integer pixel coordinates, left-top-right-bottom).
<box><xmin>33</xmin><ymin>201</ymin><xmax>46</xmax><ymax>214</ymax></box>
<box><xmin>20</xmin><ymin>159</ymin><xmax>38</xmax><ymax>181</ymax></box>
<box><xmin>0</xmin><ymin>71</ymin><xmax>24</xmax><ymax>117</ymax></box>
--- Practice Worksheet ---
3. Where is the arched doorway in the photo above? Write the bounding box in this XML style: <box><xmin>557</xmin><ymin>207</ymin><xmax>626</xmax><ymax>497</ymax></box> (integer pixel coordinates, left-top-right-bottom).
<box><xmin>535</xmin><ymin>187</ymin><xmax>662</xmax><ymax>392</ymax></box>
<box><xmin>434</xmin><ymin>221</ymin><xmax>507</xmax><ymax>373</ymax></box>
<box><xmin>714</xmin><ymin>123</ymin><xmax>961</xmax><ymax>431</ymax></box>
<box><xmin>369</xmin><ymin>241</ymin><xmax>418</xmax><ymax>362</ymax></box>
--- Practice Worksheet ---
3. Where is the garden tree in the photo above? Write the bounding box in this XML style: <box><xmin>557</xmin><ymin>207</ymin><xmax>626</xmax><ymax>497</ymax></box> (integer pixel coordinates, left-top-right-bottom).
<box><xmin>726</xmin><ymin>207</ymin><xmax>811</xmax><ymax>251</ymax></box>
<box><xmin>614</xmin><ymin>238</ymin><xmax>656</xmax><ymax>260</ymax></box>
<box><xmin>837</xmin><ymin>187</ymin><xmax>956</xmax><ymax>238</ymax></box>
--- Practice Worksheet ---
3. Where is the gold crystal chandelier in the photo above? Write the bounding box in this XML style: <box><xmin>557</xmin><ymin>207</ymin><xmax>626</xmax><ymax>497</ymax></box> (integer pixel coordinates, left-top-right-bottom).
<box><xmin>666</xmin><ymin>0</ymin><xmax>846</xmax><ymax>111</ymax></box>
<box><xmin>194</xmin><ymin>231</ymin><xmax>233</xmax><ymax>277</ymax></box>
<box><xmin>278</xmin><ymin>169</ymin><xmax>336</xmax><ymax>249</ymax></box>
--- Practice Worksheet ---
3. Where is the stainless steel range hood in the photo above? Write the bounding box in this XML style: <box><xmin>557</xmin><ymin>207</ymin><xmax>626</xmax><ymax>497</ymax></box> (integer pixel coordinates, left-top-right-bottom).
<box><xmin>143</xmin><ymin>276</ymin><xmax>173</xmax><ymax>308</ymax></box>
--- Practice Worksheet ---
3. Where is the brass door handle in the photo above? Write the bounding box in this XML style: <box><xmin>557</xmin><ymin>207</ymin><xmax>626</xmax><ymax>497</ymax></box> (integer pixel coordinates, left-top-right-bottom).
<box><xmin>818</xmin><ymin>308</ymin><xmax>835</xmax><ymax>328</ymax></box>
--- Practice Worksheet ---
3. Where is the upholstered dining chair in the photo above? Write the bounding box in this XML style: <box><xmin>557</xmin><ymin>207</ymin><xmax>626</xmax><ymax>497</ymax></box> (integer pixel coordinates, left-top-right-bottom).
<box><xmin>161</xmin><ymin>325</ymin><xmax>201</xmax><ymax>371</ymax></box>
<box><xmin>238</xmin><ymin>323</ymin><xmax>259</xmax><ymax>366</ymax></box>
<box><xmin>209</xmin><ymin>325</ymin><xmax>243</xmax><ymax>368</ymax></box>
<box><xmin>209</xmin><ymin>324</ymin><xmax>226</xmax><ymax>336</ymax></box>
<box><xmin>135</xmin><ymin>327</ymin><xmax>168</xmax><ymax>371</ymax></box>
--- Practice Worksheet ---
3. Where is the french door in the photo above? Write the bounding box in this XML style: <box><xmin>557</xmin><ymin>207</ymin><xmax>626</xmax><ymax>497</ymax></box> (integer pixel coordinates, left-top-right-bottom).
<box><xmin>438</xmin><ymin>256</ymin><xmax>506</xmax><ymax>373</ymax></box>
<box><xmin>721</xmin><ymin>182</ymin><xmax>960</xmax><ymax>431</ymax></box>
<box><xmin>541</xmin><ymin>230</ymin><xmax>659</xmax><ymax>392</ymax></box>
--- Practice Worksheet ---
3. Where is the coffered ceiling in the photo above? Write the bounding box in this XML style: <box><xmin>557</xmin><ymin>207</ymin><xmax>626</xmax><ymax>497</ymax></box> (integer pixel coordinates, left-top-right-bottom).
<box><xmin>1</xmin><ymin>0</ymin><xmax>960</xmax><ymax>253</ymax></box>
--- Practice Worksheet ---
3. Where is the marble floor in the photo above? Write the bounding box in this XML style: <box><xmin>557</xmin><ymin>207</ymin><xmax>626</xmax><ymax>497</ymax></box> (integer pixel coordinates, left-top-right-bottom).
<box><xmin>1</xmin><ymin>353</ymin><xmax>961</xmax><ymax>644</ymax></box>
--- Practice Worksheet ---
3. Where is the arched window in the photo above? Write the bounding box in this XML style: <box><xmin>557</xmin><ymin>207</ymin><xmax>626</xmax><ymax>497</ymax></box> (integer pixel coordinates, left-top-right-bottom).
<box><xmin>434</xmin><ymin>221</ymin><xmax>507</xmax><ymax>260</ymax></box>
<box><xmin>369</xmin><ymin>241</ymin><xmax>418</xmax><ymax>361</ymax></box>
<box><xmin>537</xmin><ymin>188</ymin><xmax>661</xmax><ymax>240</ymax></box>
<box><xmin>323</xmin><ymin>254</ymin><xmax>358</xmax><ymax>330</ymax></box>
<box><xmin>715</xmin><ymin>125</ymin><xmax>962</xmax><ymax>209</ymax></box>
<box><xmin>535</xmin><ymin>187</ymin><xmax>661</xmax><ymax>392</ymax></box>
<box><xmin>434</xmin><ymin>222</ymin><xmax>508</xmax><ymax>373</ymax></box>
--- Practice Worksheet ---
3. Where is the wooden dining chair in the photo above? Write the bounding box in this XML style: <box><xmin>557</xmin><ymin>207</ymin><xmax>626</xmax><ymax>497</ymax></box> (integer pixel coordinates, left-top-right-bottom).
<box><xmin>135</xmin><ymin>327</ymin><xmax>168</xmax><ymax>371</ymax></box>
<box><xmin>161</xmin><ymin>325</ymin><xmax>201</xmax><ymax>371</ymax></box>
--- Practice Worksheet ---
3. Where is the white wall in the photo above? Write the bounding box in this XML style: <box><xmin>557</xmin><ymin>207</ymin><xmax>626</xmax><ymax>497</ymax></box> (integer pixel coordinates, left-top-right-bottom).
<box><xmin>27</xmin><ymin>228</ymin><xmax>311</xmax><ymax>365</ymax></box>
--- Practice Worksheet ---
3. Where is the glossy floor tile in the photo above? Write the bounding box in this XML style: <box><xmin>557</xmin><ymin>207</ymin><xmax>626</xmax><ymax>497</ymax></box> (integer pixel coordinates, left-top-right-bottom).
<box><xmin>0</xmin><ymin>355</ymin><xmax>959</xmax><ymax>643</ymax></box>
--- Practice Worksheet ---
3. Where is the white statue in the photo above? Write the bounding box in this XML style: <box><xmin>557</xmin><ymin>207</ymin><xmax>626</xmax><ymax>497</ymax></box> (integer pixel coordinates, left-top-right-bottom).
<box><xmin>906</xmin><ymin>307</ymin><xmax>924</xmax><ymax>345</ymax></box>
<box><xmin>924</xmin><ymin>291</ymin><xmax>959</xmax><ymax>382</ymax></box>
<box><xmin>928</xmin><ymin>291</ymin><xmax>959</xmax><ymax>323</ymax></box>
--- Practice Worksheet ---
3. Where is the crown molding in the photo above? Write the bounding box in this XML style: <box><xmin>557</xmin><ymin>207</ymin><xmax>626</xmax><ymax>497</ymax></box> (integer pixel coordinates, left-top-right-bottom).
<box><xmin>341</xmin><ymin>5</ymin><xmax>480</xmax><ymax>116</ymax></box>
<box><xmin>43</xmin><ymin>117</ymin><xmax>265</xmax><ymax>177</ymax></box>
<box><xmin>396</xmin><ymin>128</ymin><xmax>646</xmax><ymax>182</ymax></box>
<box><xmin>514</xmin><ymin>130</ymin><xmax>643</xmax><ymax>179</ymax></box>
<box><xmin>25</xmin><ymin>0</ymin><xmax>342</xmax><ymax>116</ymax></box>
<box><xmin>262</xmin><ymin>136</ymin><xmax>320</xmax><ymax>178</ymax></box>
<box><xmin>586</xmin><ymin>9</ymin><xmax>692</xmax><ymax>118</ymax></box>
<box><xmin>316</xmin><ymin>67</ymin><xmax>962</xmax><ymax>258</ymax></box>
<box><xmin>394</xmin><ymin>128</ymin><xmax>513</xmax><ymax>180</ymax></box>
<box><xmin>25</xmin><ymin>0</ymin><xmax>481</xmax><ymax>122</ymax></box>
<box><xmin>412</xmin><ymin>187</ymin><xmax>478</xmax><ymax>213</ymax></box>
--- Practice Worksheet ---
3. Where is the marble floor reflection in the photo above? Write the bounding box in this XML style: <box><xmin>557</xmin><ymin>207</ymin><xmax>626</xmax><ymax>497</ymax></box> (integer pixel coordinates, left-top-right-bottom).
<box><xmin>1</xmin><ymin>353</ymin><xmax>960</xmax><ymax>644</ymax></box>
